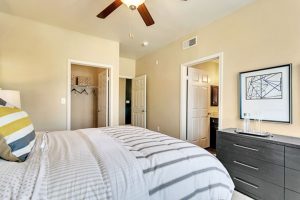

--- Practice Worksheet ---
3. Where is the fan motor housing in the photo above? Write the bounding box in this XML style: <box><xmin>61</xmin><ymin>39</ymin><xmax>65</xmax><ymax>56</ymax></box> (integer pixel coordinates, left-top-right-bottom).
<box><xmin>129</xmin><ymin>5</ymin><xmax>137</xmax><ymax>10</ymax></box>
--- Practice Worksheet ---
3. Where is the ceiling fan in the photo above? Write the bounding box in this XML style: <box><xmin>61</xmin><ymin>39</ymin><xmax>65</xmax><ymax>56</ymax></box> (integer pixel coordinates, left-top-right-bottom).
<box><xmin>97</xmin><ymin>0</ymin><xmax>155</xmax><ymax>26</ymax></box>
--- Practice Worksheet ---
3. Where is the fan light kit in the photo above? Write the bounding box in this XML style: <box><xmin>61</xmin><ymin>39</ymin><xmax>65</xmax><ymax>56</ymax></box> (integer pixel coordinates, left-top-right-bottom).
<box><xmin>97</xmin><ymin>0</ymin><xmax>154</xmax><ymax>26</ymax></box>
<box><xmin>121</xmin><ymin>0</ymin><xmax>145</xmax><ymax>10</ymax></box>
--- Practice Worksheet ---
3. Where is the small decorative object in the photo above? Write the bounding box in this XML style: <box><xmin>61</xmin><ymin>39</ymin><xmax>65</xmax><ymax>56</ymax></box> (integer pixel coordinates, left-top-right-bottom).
<box><xmin>210</xmin><ymin>85</ymin><xmax>219</xmax><ymax>106</ymax></box>
<box><xmin>253</xmin><ymin>112</ymin><xmax>262</xmax><ymax>133</ymax></box>
<box><xmin>243</xmin><ymin>113</ymin><xmax>251</xmax><ymax>132</ymax></box>
<box><xmin>77</xmin><ymin>76</ymin><xmax>89</xmax><ymax>86</ymax></box>
<box><xmin>71</xmin><ymin>75</ymin><xmax>76</xmax><ymax>86</ymax></box>
<box><xmin>240</xmin><ymin>64</ymin><xmax>292</xmax><ymax>123</ymax></box>
<box><xmin>237</xmin><ymin>112</ymin><xmax>270</xmax><ymax>137</ymax></box>
<box><xmin>234</xmin><ymin>129</ymin><xmax>270</xmax><ymax>137</ymax></box>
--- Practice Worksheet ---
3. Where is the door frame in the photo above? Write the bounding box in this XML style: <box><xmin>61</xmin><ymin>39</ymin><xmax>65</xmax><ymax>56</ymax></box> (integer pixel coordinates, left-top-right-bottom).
<box><xmin>180</xmin><ymin>52</ymin><xmax>224</xmax><ymax>140</ymax></box>
<box><xmin>67</xmin><ymin>59</ymin><xmax>113</xmax><ymax>130</ymax></box>
<box><xmin>119</xmin><ymin>75</ymin><xmax>134</xmax><ymax>79</ymax></box>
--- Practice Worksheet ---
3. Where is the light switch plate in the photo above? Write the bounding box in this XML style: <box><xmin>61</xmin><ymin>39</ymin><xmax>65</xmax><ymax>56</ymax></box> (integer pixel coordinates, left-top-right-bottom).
<box><xmin>61</xmin><ymin>98</ymin><xmax>66</xmax><ymax>105</ymax></box>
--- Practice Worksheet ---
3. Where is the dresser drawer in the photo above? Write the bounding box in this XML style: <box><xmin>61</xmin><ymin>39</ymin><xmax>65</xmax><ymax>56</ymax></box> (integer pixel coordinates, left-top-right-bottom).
<box><xmin>285</xmin><ymin>168</ymin><xmax>300</xmax><ymax>193</ymax></box>
<box><xmin>218</xmin><ymin>150</ymin><xmax>284</xmax><ymax>187</ymax></box>
<box><xmin>226</xmin><ymin>166</ymin><xmax>284</xmax><ymax>200</ymax></box>
<box><xmin>217</xmin><ymin>132</ymin><xmax>284</xmax><ymax>166</ymax></box>
<box><xmin>286</xmin><ymin>147</ymin><xmax>300</xmax><ymax>171</ymax></box>
<box><xmin>285</xmin><ymin>189</ymin><xmax>300</xmax><ymax>200</ymax></box>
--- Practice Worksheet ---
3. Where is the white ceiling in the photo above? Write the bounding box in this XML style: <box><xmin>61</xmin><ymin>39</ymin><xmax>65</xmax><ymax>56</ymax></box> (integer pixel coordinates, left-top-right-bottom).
<box><xmin>0</xmin><ymin>0</ymin><xmax>254</xmax><ymax>59</ymax></box>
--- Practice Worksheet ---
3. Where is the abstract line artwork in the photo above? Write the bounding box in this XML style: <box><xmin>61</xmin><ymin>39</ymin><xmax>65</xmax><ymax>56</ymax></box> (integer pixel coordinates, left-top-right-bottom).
<box><xmin>246</xmin><ymin>72</ymin><xmax>282</xmax><ymax>100</ymax></box>
<box><xmin>240</xmin><ymin>64</ymin><xmax>291</xmax><ymax>123</ymax></box>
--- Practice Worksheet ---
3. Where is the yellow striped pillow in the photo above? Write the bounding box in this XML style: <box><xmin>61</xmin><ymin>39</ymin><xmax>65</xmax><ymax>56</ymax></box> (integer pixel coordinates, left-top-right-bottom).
<box><xmin>0</xmin><ymin>106</ymin><xmax>36</xmax><ymax>162</ymax></box>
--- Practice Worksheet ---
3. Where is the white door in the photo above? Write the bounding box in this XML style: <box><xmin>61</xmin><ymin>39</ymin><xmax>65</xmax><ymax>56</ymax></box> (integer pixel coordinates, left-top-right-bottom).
<box><xmin>187</xmin><ymin>67</ymin><xmax>209</xmax><ymax>148</ymax></box>
<box><xmin>132</xmin><ymin>75</ymin><xmax>146</xmax><ymax>128</ymax></box>
<box><xmin>98</xmin><ymin>70</ymin><xmax>109</xmax><ymax>127</ymax></box>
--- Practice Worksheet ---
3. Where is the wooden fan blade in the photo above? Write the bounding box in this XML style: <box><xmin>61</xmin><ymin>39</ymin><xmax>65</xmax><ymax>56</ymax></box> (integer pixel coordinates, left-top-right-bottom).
<box><xmin>97</xmin><ymin>0</ymin><xmax>123</xmax><ymax>19</ymax></box>
<box><xmin>137</xmin><ymin>3</ymin><xmax>155</xmax><ymax>26</ymax></box>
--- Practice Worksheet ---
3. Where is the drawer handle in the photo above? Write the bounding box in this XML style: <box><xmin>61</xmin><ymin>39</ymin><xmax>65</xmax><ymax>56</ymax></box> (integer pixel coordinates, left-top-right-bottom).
<box><xmin>233</xmin><ymin>160</ymin><xmax>259</xmax><ymax>171</ymax></box>
<box><xmin>233</xmin><ymin>144</ymin><xmax>259</xmax><ymax>152</ymax></box>
<box><xmin>234</xmin><ymin>177</ymin><xmax>259</xmax><ymax>189</ymax></box>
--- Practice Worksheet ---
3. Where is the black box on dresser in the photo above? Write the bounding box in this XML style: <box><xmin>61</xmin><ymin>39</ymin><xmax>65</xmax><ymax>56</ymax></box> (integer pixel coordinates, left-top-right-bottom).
<box><xmin>217</xmin><ymin>128</ymin><xmax>300</xmax><ymax>200</ymax></box>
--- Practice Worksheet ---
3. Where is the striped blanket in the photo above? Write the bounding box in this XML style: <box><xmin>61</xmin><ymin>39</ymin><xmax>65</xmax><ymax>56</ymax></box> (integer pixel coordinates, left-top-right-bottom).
<box><xmin>0</xmin><ymin>126</ymin><xmax>234</xmax><ymax>200</ymax></box>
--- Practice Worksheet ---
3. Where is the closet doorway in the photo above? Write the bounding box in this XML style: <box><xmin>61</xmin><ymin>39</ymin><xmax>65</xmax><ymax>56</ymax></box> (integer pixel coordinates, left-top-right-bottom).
<box><xmin>69</xmin><ymin>63</ymin><xmax>110</xmax><ymax>130</ymax></box>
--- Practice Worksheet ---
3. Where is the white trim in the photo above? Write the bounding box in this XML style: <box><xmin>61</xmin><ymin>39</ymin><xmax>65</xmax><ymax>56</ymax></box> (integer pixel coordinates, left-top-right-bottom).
<box><xmin>180</xmin><ymin>65</ymin><xmax>188</xmax><ymax>140</ymax></box>
<box><xmin>180</xmin><ymin>52</ymin><xmax>224</xmax><ymax>141</ymax></box>
<box><xmin>119</xmin><ymin>75</ymin><xmax>134</xmax><ymax>79</ymax></box>
<box><xmin>144</xmin><ymin>75</ymin><xmax>147</xmax><ymax>128</ymax></box>
<box><xmin>106</xmin><ymin>72</ymin><xmax>109</xmax><ymax>127</ymax></box>
<box><xmin>67</xmin><ymin>59</ymin><xmax>113</xmax><ymax>130</ymax></box>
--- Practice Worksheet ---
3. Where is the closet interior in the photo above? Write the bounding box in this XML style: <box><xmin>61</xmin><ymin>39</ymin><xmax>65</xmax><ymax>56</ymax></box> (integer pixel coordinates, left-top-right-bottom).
<box><xmin>71</xmin><ymin>64</ymin><xmax>108</xmax><ymax>130</ymax></box>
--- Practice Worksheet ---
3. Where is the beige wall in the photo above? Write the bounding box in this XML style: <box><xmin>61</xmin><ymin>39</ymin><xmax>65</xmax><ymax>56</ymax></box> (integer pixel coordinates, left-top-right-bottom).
<box><xmin>120</xmin><ymin>57</ymin><xmax>136</xmax><ymax>78</ymax></box>
<box><xmin>71</xmin><ymin>65</ymin><xmax>104</xmax><ymax>130</ymax></box>
<box><xmin>136</xmin><ymin>0</ymin><xmax>300</xmax><ymax>138</ymax></box>
<box><xmin>0</xmin><ymin>12</ymin><xmax>120</xmax><ymax>131</ymax></box>
<box><xmin>119</xmin><ymin>78</ymin><xmax>126</xmax><ymax>125</ymax></box>
<box><xmin>193</xmin><ymin>61</ymin><xmax>219</xmax><ymax>117</ymax></box>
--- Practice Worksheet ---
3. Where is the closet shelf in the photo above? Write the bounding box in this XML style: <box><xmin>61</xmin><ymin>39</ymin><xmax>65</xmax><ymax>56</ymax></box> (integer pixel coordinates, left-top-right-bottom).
<box><xmin>72</xmin><ymin>85</ymin><xmax>98</xmax><ymax>89</ymax></box>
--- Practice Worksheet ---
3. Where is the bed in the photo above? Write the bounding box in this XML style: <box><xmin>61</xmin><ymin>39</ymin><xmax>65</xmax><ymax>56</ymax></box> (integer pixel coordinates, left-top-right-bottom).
<box><xmin>0</xmin><ymin>126</ymin><xmax>234</xmax><ymax>200</ymax></box>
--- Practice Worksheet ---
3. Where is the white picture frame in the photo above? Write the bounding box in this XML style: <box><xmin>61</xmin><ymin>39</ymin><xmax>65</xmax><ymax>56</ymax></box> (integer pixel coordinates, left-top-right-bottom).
<box><xmin>240</xmin><ymin>64</ymin><xmax>292</xmax><ymax>123</ymax></box>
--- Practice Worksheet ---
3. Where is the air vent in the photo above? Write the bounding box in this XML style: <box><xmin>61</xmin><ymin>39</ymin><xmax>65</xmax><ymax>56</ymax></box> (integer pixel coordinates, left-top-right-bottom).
<box><xmin>182</xmin><ymin>36</ymin><xmax>198</xmax><ymax>50</ymax></box>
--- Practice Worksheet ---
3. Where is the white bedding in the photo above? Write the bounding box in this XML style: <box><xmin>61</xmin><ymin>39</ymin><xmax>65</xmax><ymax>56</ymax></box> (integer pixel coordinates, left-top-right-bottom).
<box><xmin>0</xmin><ymin>126</ymin><xmax>234</xmax><ymax>200</ymax></box>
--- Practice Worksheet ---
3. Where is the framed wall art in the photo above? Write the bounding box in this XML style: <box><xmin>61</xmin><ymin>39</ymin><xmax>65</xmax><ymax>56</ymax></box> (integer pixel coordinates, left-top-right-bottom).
<box><xmin>211</xmin><ymin>85</ymin><xmax>219</xmax><ymax>106</ymax></box>
<box><xmin>240</xmin><ymin>64</ymin><xmax>292</xmax><ymax>123</ymax></box>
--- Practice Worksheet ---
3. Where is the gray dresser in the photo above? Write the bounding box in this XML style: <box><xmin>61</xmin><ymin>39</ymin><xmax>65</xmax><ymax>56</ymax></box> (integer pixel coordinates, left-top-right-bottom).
<box><xmin>217</xmin><ymin>128</ymin><xmax>300</xmax><ymax>200</ymax></box>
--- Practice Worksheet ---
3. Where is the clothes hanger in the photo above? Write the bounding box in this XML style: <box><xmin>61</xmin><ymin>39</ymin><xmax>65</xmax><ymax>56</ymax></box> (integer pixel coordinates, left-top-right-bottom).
<box><xmin>71</xmin><ymin>88</ymin><xmax>78</xmax><ymax>94</ymax></box>
<box><xmin>81</xmin><ymin>89</ymin><xmax>88</xmax><ymax>95</ymax></box>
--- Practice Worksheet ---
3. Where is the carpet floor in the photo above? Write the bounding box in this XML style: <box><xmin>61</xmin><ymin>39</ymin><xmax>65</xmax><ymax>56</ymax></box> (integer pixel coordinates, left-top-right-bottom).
<box><xmin>232</xmin><ymin>191</ymin><xmax>253</xmax><ymax>200</ymax></box>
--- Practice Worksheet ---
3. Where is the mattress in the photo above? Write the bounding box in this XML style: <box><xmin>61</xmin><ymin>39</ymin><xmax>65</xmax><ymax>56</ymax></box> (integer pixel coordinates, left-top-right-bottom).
<box><xmin>0</xmin><ymin>126</ymin><xmax>234</xmax><ymax>200</ymax></box>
